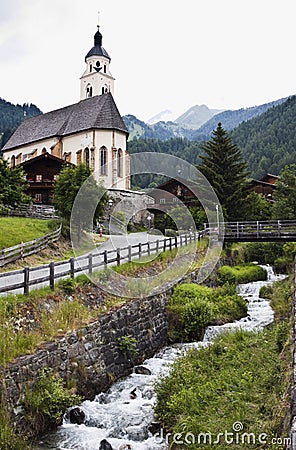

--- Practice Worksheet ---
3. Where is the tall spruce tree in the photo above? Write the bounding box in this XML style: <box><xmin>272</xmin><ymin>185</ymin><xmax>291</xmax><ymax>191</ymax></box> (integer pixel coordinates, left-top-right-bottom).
<box><xmin>198</xmin><ymin>123</ymin><xmax>249</xmax><ymax>220</ymax></box>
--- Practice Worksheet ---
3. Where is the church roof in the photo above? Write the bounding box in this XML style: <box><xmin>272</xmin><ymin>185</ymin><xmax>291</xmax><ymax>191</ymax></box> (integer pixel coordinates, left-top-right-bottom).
<box><xmin>3</xmin><ymin>93</ymin><xmax>128</xmax><ymax>151</ymax></box>
<box><xmin>85</xmin><ymin>46</ymin><xmax>110</xmax><ymax>61</ymax></box>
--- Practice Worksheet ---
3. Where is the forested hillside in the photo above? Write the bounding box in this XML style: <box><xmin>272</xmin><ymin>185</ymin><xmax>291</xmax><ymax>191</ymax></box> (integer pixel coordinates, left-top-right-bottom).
<box><xmin>192</xmin><ymin>97</ymin><xmax>287</xmax><ymax>139</ymax></box>
<box><xmin>0</xmin><ymin>98</ymin><xmax>42</xmax><ymax>149</ymax></box>
<box><xmin>231</xmin><ymin>95</ymin><xmax>296</xmax><ymax>179</ymax></box>
<box><xmin>127</xmin><ymin>137</ymin><xmax>202</xmax><ymax>188</ymax></box>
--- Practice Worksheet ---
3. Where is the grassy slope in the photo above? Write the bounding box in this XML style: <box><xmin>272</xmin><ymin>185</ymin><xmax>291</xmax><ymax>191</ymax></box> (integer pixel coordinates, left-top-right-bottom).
<box><xmin>0</xmin><ymin>217</ymin><xmax>53</xmax><ymax>248</ymax></box>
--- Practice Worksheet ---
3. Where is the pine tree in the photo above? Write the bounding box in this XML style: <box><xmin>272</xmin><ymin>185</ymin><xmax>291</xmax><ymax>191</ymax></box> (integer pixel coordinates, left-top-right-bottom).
<box><xmin>198</xmin><ymin>123</ymin><xmax>249</xmax><ymax>221</ymax></box>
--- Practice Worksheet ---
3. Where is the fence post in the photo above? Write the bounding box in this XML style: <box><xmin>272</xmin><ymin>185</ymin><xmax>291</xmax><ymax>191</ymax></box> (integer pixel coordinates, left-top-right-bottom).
<box><xmin>70</xmin><ymin>258</ymin><xmax>75</xmax><ymax>278</ymax></box>
<box><xmin>104</xmin><ymin>250</ymin><xmax>108</xmax><ymax>268</ymax></box>
<box><xmin>185</xmin><ymin>234</ymin><xmax>188</xmax><ymax>246</ymax></box>
<box><xmin>156</xmin><ymin>240</ymin><xmax>159</xmax><ymax>253</ymax></box>
<box><xmin>24</xmin><ymin>267</ymin><xmax>29</xmax><ymax>295</ymax></box>
<box><xmin>88</xmin><ymin>253</ymin><xmax>93</xmax><ymax>275</ymax></box>
<box><xmin>117</xmin><ymin>248</ymin><xmax>121</xmax><ymax>266</ymax></box>
<box><xmin>257</xmin><ymin>221</ymin><xmax>259</xmax><ymax>238</ymax></box>
<box><xmin>138</xmin><ymin>243</ymin><xmax>142</xmax><ymax>260</ymax></box>
<box><xmin>163</xmin><ymin>239</ymin><xmax>166</xmax><ymax>252</ymax></box>
<box><xmin>2</xmin><ymin>246</ymin><xmax>4</xmax><ymax>256</ymax></box>
<box><xmin>49</xmin><ymin>262</ymin><xmax>55</xmax><ymax>291</ymax></box>
<box><xmin>169</xmin><ymin>237</ymin><xmax>172</xmax><ymax>251</ymax></box>
<box><xmin>180</xmin><ymin>235</ymin><xmax>183</xmax><ymax>247</ymax></box>
<box><xmin>20</xmin><ymin>241</ymin><xmax>24</xmax><ymax>259</ymax></box>
<box><xmin>147</xmin><ymin>241</ymin><xmax>150</xmax><ymax>256</ymax></box>
<box><xmin>128</xmin><ymin>245</ymin><xmax>132</xmax><ymax>262</ymax></box>
<box><xmin>174</xmin><ymin>236</ymin><xmax>178</xmax><ymax>248</ymax></box>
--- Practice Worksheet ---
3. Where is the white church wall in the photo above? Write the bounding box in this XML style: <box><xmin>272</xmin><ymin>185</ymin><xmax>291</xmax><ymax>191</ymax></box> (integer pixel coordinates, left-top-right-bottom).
<box><xmin>4</xmin><ymin>137</ymin><xmax>57</xmax><ymax>165</ymax></box>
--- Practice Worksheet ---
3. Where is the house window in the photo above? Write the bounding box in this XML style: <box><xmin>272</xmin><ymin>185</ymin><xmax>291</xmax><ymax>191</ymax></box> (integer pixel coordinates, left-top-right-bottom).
<box><xmin>100</xmin><ymin>147</ymin><xmax>107</xmax><ymax>175</ymax></box>
<box><xmin>117</xmin><ymin>149</ymin><xmax>123</xmax><ymax>177</ymax></box>
<box><xmin>160</xmin><ymin>198</ymin><xmax>166</xmax><ymax>204</ymax></box>
<box><xmin>53</xmin><ymin>175</ymin><xmax>58</xmax><ymax>181</ymax></box>
<box><xmin>36</xmin><ymin>174</ymin><xmax>42</xmax><ymax>182</ymax></box>
<box><xmin>35</xmin><ymin>193</ymin><xmax>42</xmax><ymax>203</ymax></box>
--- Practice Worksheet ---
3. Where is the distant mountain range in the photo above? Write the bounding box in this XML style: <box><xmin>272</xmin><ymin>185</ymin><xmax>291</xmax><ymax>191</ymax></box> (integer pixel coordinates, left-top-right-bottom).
<box><xmin>128</xmin><ymin>94</ymin><xmax>296</xmax><ymax>182</ymax></box>
<box><xmin>123</xmin><ymin>97</ymin><xmax>288</xmax><ymax>142</ymax></box>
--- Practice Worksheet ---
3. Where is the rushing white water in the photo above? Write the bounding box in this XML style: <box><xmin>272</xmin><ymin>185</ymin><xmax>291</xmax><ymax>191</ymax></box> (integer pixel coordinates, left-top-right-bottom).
<box><xmin>38</xmin><ymin>265</ymin><xmax>286</xmax><ymax>450</ymax></box>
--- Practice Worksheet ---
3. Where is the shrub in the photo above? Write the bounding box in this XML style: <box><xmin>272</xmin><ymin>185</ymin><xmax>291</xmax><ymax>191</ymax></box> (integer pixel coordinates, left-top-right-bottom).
<box><xmin>259</xmin><ymin>285</ymin><xmax>273</xmax><ymax>299</ymax></box>
<box><xmin>217</xmin><ymin>264</ymin><xmax>267</xmax><ymax>285</ymax></box>
<box><xmin>117</xmin><ymin>335</ymin><xmax>138</xmax><ymax>357</ymax></box>
<box><xmin>23</xmin><ymin>369</ymin><xmax>81</xmax><ymax>434</ymax></box>
<box><xmin>182</xmin><ymin>299</ymin><xmax>213</xmax><ymax>341</ymax></box>
<box><xmin>168</xmin><ymin>282</ymin><xmax>247</xmax><ymax>343</ymax></box>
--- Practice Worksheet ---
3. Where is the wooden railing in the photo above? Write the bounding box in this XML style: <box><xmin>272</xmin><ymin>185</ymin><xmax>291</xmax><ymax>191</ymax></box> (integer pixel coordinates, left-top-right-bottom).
<box><xmin>205</xmin><ymin>220</ymin><xmax>296</xmax><ymax>242</ymax></box>
<box><xmin>0</xmin><ymin>225</ymin><xmax>62</xmax><ymax>267</ymax></box>
<box><xmin>0</xmin><ymin>231</ymin><xmax>207</xmax><ymax>296</ymax></box>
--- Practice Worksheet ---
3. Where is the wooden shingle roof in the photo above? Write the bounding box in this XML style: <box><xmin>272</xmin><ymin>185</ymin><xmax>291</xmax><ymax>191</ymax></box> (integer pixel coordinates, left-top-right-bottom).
<box><xmin>3</xmin><ymin>93</ymin><xmax>128</xmax><ymax>151</ymax></box>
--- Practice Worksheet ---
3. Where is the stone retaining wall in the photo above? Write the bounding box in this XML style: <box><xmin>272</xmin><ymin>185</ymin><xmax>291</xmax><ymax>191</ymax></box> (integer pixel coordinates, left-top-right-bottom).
<box><xmin>2</xmin><ymin>291</ymin><xmax>169</xmax><ymax>429</ymax></box>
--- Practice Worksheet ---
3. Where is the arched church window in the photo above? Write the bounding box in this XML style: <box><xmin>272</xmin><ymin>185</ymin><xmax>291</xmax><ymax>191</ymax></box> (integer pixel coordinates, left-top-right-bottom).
<box><xmin>90</xmin><ymin>64</ymin><xmax>92</xmax><ymax>72</ymax></box>
<box><xmin>41</xmin><ymin>147</ymin><xmax>47</xmax><ymax>154</ymax></box>
<box><xmin>117</xmin><ymin>149</ymin><xmax>123</xmax><ymax>178</ymax></box>
<box><xmin>84</xmin><ymin>148</ymin><xmax>90</xmax><ymax>166</ymax></box>
<box><xmin>104</xmin><ymin>64</ymin><xmax>107</xmax><ymax>73</ymax></box>
<box><xmin>100</xmin><ymin>146</ymin><xmax>107</xmax><ymax>175</ymax></box>
<box><xmin>11</xmin><ymin>155</ymin><xmax>15</xmax><ymax>168</ymax></box>
<box><xmin>86</xmin><ymin>84</ymin><xmax>93</xmax><ymax>98</ymax></box>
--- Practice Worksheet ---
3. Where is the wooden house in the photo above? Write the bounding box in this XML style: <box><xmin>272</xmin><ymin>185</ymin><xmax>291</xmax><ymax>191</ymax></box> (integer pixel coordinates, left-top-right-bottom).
<box><xmin>20</xmin><ymin>152</ymin><xmax>71</xmax><ymax>204</ymax></box>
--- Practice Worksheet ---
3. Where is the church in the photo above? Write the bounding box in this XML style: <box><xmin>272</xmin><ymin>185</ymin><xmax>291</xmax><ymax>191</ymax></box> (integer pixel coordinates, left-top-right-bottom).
<box><xmin>2</xmin><ymin>24</ymin><xmax>130</xmax><ymax>204</ymax></box>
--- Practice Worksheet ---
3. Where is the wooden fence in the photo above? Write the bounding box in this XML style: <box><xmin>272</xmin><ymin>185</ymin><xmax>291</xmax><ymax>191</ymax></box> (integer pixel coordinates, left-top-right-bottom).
<box><xmin>0</xmin><ymin>231</ymin><xmax>206</xmax><ymax>296</ymax></box>
<box><xmin>0</xmin><ymin>225</ymin><xmax>62</xmax><ymax>267</ymax></box>
<box><xmin>205</xmin><ymin>220</ymin><xmax>296</xmax><ymax>242</ymax></box>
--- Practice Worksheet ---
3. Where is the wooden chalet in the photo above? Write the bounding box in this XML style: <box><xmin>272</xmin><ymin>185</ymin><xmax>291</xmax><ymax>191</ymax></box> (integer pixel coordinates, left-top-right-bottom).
<box><xmin>20</xmin><ymin>152</ymin><xmax>72</xmax><ymax>204</ymax></box>
<box><xmin>250</xmin><ymin>173</ymin><xmax>279</xmax><ymax>201</ymax></box>
<box><xmin>147</xmin><ymin>178</ymin><xmax>198</xmax><ymax>214</ymax></box>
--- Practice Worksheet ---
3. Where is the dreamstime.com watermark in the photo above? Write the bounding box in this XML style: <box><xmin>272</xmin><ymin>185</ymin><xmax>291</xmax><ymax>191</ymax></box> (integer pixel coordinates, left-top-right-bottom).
<box><xmin>153</xmin><ymin>422</ymin><xmax>291</xmax><ymax>446</ymax></box>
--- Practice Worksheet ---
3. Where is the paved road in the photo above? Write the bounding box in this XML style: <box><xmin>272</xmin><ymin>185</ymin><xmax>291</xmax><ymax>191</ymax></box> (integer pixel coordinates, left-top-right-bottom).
<box><xmin>0</xmin><ymin>232</ymin><xmax>169</xmax><ymax>296</ymax></box>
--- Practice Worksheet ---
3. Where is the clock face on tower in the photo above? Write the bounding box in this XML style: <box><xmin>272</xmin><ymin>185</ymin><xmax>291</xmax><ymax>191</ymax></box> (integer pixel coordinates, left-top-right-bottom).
<box><xmin>94</xmin><ymin>61</ymin><xmax>102</xmax><ymax>72</ymax></box>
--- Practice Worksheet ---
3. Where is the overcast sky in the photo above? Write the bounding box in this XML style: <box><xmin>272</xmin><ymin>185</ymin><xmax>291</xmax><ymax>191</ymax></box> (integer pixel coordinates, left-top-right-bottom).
<box><xmin>0</xmin><ymin>0</ymin><xmax>295</xmax><ymax>121</ymax></box>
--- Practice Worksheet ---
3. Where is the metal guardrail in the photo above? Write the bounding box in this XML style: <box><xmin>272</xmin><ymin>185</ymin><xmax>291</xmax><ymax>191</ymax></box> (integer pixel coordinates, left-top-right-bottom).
<box><xmin>0</xmin><ymin>225</ymin><xmax>62</xmax><ymax>267</ymax></box>
<box><xmin>0</xmin><ymin>230</ymin><xmax>207</xmax><ymax>296</ymax></box>
<box><xmin>205</xmin><ymin>220</ymin><xmax>296</xmax><ymax>242</ymax></box>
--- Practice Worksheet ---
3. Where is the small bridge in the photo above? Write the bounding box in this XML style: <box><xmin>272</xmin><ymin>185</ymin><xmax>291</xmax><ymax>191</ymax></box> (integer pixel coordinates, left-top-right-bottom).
<box><xmin>206</xmin><ymin>220</ymin><xmax>296</xmax><ymax>242</ymax></box>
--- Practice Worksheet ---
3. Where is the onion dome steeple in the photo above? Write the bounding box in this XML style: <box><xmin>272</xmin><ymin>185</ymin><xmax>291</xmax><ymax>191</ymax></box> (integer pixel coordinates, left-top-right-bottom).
<box><xmin>94</xmin><ymin>26</ymin><xmax>102</xmax><ymax>46</ymax></box>
<box><xmin>85</xmin><ymin>25</ymin><xmax>111</xmax><ymax>62</ymax></box>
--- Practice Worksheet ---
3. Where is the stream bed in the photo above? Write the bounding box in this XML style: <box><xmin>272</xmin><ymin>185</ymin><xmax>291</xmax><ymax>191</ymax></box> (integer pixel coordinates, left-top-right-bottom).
<box><xmin>38</xmin><ymin>265</ymin><xmax>285</xmax><ymax>450</ymax></box>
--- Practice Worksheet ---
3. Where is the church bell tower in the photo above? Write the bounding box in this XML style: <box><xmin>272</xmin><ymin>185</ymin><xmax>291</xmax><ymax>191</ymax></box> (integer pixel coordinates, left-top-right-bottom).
<box><xmin>80</xmin><ymin>25</ymin><xmax>115</xmax><ymax>100</ymax></box>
